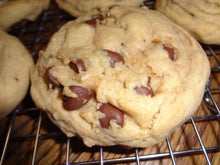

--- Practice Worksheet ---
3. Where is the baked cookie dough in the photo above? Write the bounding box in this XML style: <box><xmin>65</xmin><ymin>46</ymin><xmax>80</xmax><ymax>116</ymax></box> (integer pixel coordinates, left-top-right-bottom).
<box><xmin>0</xmin><ymin>0</ymin><xmax>50</xmax><ymax>30</ymax></box>
<box><xmin>55</xmin><ymin>0</ymin><xmax>146</xmax><ymax>17</ymax></box>
<box><xmin>155</xmin><ymin>0</ymin><xmax>220</xmax><ymax>45</ymax></box>
<box><xmin>31</xmin><ymin>6</ymin><xmax>210</xmax><ymax>147</ymax></box>
<box><xmin>0</xmin><ymin>30</ymin><xmax>34</xmax><ymax>120</ymax></box>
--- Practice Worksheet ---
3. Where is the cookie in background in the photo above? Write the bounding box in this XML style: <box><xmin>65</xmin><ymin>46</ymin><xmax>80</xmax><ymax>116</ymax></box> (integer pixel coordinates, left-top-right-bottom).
<box><xmin>0</xmin><ymin>0</ymin><xmax>50</xmax><ymax>31</ymax></box>
<box><xmin>0</xmin><ymin>30</ymin><xmax>34</xmax><ymax>120</ymax></box>
<box><xmin>55</xmin><ymin>0</ymin><xmax>146</xmax><ymax>17</ymax></box>
<box><xmin>155</xmin><ymin>0</ymin><xmax>220</xmax><ymax>45</ymax></box>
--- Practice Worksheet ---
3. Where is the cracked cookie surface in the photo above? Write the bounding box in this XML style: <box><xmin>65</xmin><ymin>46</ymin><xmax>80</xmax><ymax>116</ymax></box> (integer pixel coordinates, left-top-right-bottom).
<box><xmin>31</xmin><ymin>6</ymin><xmax>210</xmax><ymax>147</ymax></box>
<box><xmin>155</xmin><ymin>0</ymin><xmax>220</xmax><ymax>45</ymax></box>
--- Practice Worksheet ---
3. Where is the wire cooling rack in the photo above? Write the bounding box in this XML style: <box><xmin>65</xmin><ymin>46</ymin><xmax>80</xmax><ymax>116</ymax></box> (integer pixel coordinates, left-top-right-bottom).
<box><xmin>0</xmin><ymin>0</ymin><xmax>220</xmax><ymax>164</ymax></box>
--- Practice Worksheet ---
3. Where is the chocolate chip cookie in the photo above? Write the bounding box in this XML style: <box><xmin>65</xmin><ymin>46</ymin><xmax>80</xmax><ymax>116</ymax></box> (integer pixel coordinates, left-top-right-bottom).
<box><xmin>0</xmin><ymin>0</ymin><xmax>50</xmax><ymax>30</ymax></box>
<box><xmin>31</xmin><ymin>6</ymin><xmax>210</xmax><ymax>147</ymax></box>
<box><xmin>0</xmin><ymin>30</ymin><xmax>34</xmax><ymax>119</ymax></box>
<box><xmin>55</xmin><ymin>0</ymin><xmax>145</xmax><ymax>17</ymax></box>
<box><xmin>155</xmin><ymin>0</ymin><xmax>220</xmax><ymax>45</ymax></box>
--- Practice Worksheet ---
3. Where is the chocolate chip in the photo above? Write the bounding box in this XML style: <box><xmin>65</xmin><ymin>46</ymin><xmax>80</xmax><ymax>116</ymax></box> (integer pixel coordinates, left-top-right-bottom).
<box><xmin>85</xmin><ymin>14</ymin><xmax>104</xmax><ymax>28</ymax></box>
<box><xmin>69</xmin><ymin>59</ymin><xmax>86</xmax><ymax>73</ymax></box>
<box><xmin>69</xmin><ymin>61</ymin><xmax>79</xmax><ymax>73</ymax></box>
<box><xmin>76</xmin><ymin>59</ymin><xmax>86</xmax><ymax>71</ymax></box>
<box><xmin>63</xmin><ymin>86</ymin><xmax>92</xmax><ymax>110</ymax></box>
<box><xmin>147</xmin><ymin>76</ymin><xmax>151</xmax><ymax>85</ymax></box>
<box><xmin>46</xmin><ymin>67</ymin><xmax>62</xmax><ymax>88</ymax></box>
<box><xmin>104</xmin><ymin>50</ymin><xmax>125</xmax><ymax>67</ymax></box>
<box><xmin>134</xmin><ymin>86</ymin><xmax>154</xmax><ymax>97</ymax></box>
<box><xmin>98</xmin><ymin>103</ymin><xmax>124</xmax><ymax>129</ymax></box>
<box><xmin>163</xmin><ymin>44</ymin><xmax>175</xmax><ymax>61</ymax></box>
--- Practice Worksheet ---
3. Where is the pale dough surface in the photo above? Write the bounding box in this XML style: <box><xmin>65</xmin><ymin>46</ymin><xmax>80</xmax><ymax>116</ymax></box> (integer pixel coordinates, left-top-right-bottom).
<box><xmin>155</xmin><ymin>0</ymin><xmax>220</xmax><ymax>45</ymax></box>
<box><xmin>31</xmin><ymin>6</ymin><xmax>210</xmax><ymax>147</ymax></box>
<box><xmin>0</xmin><ymin>30</ymin><xmax>34</xmax><ymax>119</ymax></box>
<box><xmin>55</xmin><ymin>0</ymin><xmax>145</xmax><ymax>17</ymax></box>
<box><xmin>0</xmin><ymin>0</ymin><xmax>50</xmax><ymax>30</ymax></box>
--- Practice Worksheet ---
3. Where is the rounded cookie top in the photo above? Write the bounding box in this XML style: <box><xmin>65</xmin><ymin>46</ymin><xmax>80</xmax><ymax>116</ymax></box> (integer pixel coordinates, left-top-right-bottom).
<box><xmin>155</xmin><ymin>0</ymin><xmax>220</xmax><ymax>45</ymax></box>
<box><xmin>0</xmin><ymin>30</ymin><xmax>34</xmax><ymax>119</ymax></box>
<box><xmin>55</xmin><ymin>0</ymin><xmax>145</xmax><ymax>17</ymax></box>
<box><xmin>31</xmin><ymin>6</ymin><xmax>210</xmax><ymax>147</ymax></box>
<box><xmin>0</xmin><ymin>0</ymin><xmax>50</xmax><ymax>30</ymax></box>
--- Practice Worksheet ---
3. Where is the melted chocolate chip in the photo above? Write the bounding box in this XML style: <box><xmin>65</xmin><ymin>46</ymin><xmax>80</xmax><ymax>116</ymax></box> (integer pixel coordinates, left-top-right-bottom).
<box><xmin>163</xmin><ymin>44</ymin><xmax>175</xmax><ymax>61</ymax></box>
<box><xmin>63</xmin><ymin>86</ymin><xmax>92</xmax><ymax>110</ymax></box>
<box><xmin>104</xmin><ymin>50</ymin><xmax>125</xmax><ymax>67</ymax></box>
<box><xmin>85</xmin><ymin>14</ymin><xmax>104</xmax><ymax>28</ymax></box>
<box><xmin>98</xmin><ymin>103</ymin><xmax>124</xmax><ymax>129</ymax></box>
<box><xmin>76</xmin><ymin>59</ymin><xmax>86</xmax><ymax>71</ymax></box>
<box><xmin>134</xmin><ymin>86</ymin><xmax>154</xmax><ymax>97</ymax></box>
<box><xmin>69</xmin><ymin>59</ymin><xmax>86</xmax><ymax>73</ymax></box>
<box><xmin>46</xmin><ymin>67</ymin><xmax>62</xmax><ymax>88</ymax></box>
<box><xmin>69</xmin><ymin>61</ymin><xmax>79</xmax><ymax>73</ymax></box>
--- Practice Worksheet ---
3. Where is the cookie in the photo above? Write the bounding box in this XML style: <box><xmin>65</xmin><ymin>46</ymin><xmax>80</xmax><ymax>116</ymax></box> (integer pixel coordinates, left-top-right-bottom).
<box><xmin>30</xmin><ymin>6</ymin><xmax>210</xmax><ymax>147</ymax></box>
<box><xmin>0</xmin><ymin>0</ymin><xmax>50</xmax><ymax>30</ymax></box>
<box><xmin>155</xmin><ymin>0</ymin><xmax>220</xmax><ymax>45</ymax></box>
<box><xmin>55</xmin><ymin>0</ymin><xmax>145</xmax><ymax>17</ymax></box>
<box><xmin>0</xmin><ymin>30</ymin><xmax>34</xmax><ymax>120</ymax></box>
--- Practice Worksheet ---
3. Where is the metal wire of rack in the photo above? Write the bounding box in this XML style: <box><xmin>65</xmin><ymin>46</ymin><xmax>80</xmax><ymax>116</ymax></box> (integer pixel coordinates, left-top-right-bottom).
<box><xmin>0</xmin><ymin>0</ymin><xmax>220</xmax><ymax>164</ymax></box>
